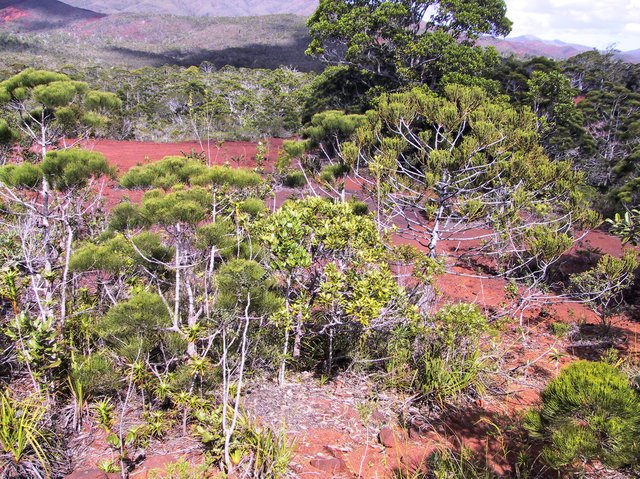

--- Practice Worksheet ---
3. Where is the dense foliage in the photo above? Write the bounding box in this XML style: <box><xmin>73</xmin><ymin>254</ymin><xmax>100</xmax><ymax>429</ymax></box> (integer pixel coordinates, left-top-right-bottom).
<box><xmin>525</xmin><ymin>361</ymin><xmax>640</xmax><ymax>471</ymax></box>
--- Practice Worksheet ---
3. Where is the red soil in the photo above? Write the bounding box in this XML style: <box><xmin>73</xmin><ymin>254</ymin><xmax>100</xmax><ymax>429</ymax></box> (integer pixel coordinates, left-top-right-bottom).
<box><xmin>79</xmin><ymin>138</ymin><xmax>283</xmax><ymax>173</ymax></box>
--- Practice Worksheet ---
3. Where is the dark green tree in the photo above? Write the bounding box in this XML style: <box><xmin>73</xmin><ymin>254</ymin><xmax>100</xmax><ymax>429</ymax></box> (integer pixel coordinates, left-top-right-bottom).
<box><xmin>307</xmin><ymin>0</ymin><xmax>512</xmax><ymax>88</ymax></box>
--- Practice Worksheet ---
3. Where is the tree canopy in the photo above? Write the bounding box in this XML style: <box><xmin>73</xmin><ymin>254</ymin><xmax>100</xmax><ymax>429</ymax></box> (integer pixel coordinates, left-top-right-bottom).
<box><xmin>307</xmin><ymin>0</ymin><xmax>511</xmax><ymax>88</ymax></box>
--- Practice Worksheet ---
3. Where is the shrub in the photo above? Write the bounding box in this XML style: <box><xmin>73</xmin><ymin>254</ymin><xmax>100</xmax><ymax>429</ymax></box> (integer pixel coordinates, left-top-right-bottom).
<box><xmin>524</xmin><ymin>360</ymin><xmax>640</xmax><ymax>471</ymax></box>
<box><xmin>97</xmin><ymin>292</ymin><xmax>171</xmax><ymax>360</ymax></box>
<box><xmin>70</xmin><ymin>353</ymin><xmax>121</xmax><ymax>399</ymax></box>
<box><xmin>349</xmin><ymin>200</ymin><xmax>369</xmax><ymax>216</ymax></box>
<box><xmin>387</xmin><ymin>303</ymin><xmax>492</xmax><ymax>405</ymax></box>
<box><xmin>426</xmin><ymin>447</ymin><xmax>498</xmax><ymax>479</ymax></box>
<box><xmin>283</xmin><ymin>170</ymin><xmax>306</xmax><ymax>188</ymax></box>
<box><xmin>549</xmin><ymin>321</ymin><xmax>571</xmax><ymax>337</ymax></box>
<box><xmin>0</xmin><ymin>391</ymin><xmax>55</xmax><ymax>479</ymax></box>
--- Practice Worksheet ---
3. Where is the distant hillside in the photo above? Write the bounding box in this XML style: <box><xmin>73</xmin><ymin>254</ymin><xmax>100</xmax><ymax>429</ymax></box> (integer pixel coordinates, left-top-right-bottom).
<box><xmin>620</xmin><ymin>49</ymin><xmax>640</xmax><ymax>63</ymax></box>
<box><xmin>0</xmin><ymin>0</ymin><xmax>103</xmax><ymax>30</ymax></box>
<box><xmin>0</xmin><ymin>10</ymin><xmax>320</xmax><ymax>71</ymax></box>
<box><xmin>479</xmin><ymin>35</ymin><xmax>639</xmax><ymax>64</ymax></box>
<box><xmin>60</xmin><ymin>0</ymin><xmax>318</xmax><ymax>17</ymax></box>
<box><xmin>479</xmin><ymin>35</ymin><xmax>593</xmax><ymax>60</ymax></box>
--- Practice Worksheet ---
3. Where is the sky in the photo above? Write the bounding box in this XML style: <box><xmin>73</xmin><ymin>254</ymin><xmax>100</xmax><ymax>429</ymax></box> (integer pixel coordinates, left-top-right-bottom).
<box><xmin>505</xmin><ymin>0</ymin><xmax>640</xmax><ymax>51</ymax></box>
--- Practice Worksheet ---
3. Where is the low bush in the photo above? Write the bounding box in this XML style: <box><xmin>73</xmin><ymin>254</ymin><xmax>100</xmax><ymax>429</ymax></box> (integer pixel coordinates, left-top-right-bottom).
<box><xmin>387</xmin><ymin>303</ymin><xmax>493</xmax><ymax>406</ymax></box>
<box><xmin>525</xmin><ymin>360</ymin><xmax>640</xmax><ymax>471</ymax></box>
<box><xmin>283</xmin><ymin>170</ymin><xmax>306</xmax><ymax>188</ymax></box>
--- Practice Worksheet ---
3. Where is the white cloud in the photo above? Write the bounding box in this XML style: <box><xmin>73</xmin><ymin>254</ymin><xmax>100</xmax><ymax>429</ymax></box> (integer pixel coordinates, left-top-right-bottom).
<box><xmin>505</xmin><ymin>0</ymin><xmax>639</xmax><ymax>51</ymax></box>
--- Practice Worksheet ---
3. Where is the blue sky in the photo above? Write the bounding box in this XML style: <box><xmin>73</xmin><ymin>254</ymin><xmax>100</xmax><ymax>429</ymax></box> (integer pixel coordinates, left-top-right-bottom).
<box><xmin>505</xmin><ymin>0</ymin><xmax>639</xmax><ymax>51</ymax></box>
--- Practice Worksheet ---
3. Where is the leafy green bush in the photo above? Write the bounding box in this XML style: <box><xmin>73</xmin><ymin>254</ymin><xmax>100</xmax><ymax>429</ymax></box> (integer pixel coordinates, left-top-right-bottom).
<box><xmin>525</xmin><ymin>360</ymin><xmax>640</xmax><ymax>471</ymax></box>
<box><xmin>97</xmin><ymin>292</ymin><xmax>171</xmax><ymax>360</ymax></box>
<box><xmin>549</xmin><ymin>321</ymin><xmax>571</xmax><ymax>337</ymax></box>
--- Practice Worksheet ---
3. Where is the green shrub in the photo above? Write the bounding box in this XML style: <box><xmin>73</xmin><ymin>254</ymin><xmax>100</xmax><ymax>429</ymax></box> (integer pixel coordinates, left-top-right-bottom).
<box><xmin>349</xmin><ymin>200</ymin><xmax>369</xmax><ymax>216</ymax></box>
<box><xmin>97</xmin><ymin>292</ymin><xmax>171</xmax><ymax>360</ymax></box>
<box><xmin>70</xmin><ymin>353</ymin><xmax>121</xmax><ymax>399</ymax></box>
<box><xmin>283</xmin><ymin>170</ymin><xmax>306</xmax><ymax>188</ymax></box>
<box><xmin>549</xmin><ymin>321</ymin><xmax>571</xmax><ymax>338</ymax></box>
<box><xmin>524</xmin><ymin>360</ymin><xmax>640</xmax><ymax>471</ymax></box>
<box><xmin>149</xmin><ymin>458</ymin><xmax>211</xmax><ymax>479</ymax></box>
<box><xmin>387</xmin><ymin>303</ymin><xmax>492</xmax><ymax>405</ymax></box>
<box><xmin>0</xmin><ymin>391</ymin><xmax>54</xmax><ymax>479</ymax></box>
<box><xmin>239</xmin><ymin>197</ymin><xmax>266</xmax><ymax>217</ymax></box>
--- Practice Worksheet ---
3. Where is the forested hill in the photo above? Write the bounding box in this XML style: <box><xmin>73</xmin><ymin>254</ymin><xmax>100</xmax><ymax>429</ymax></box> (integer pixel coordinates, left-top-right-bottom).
<box><xmin>58</xmin><ymin>0</ymin><xmax>319</xmax><ymax>17</ymax></box>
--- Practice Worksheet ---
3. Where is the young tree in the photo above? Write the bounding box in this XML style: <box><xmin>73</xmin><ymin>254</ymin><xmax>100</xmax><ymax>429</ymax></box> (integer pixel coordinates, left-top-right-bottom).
<box><xmin>0</xmin><ymin>149</ymin><xmax>113</xmax><ymax>389</ymax></box>
<box><xmin>344</xmin><ymin>84</ymin><xmax>597</xmax><ymax>272</ymax></box>
<box><xmin>259</xmin><ymin>197</ymin><xmax>419</xmax><ymax>383</ymax></box>
<box><xmin>0</xmin><ymin>68</ymin><xmax>121</xmax><ymax>157</ymax></box>
<box><xmin>525</xmin><ymin>361</ymin><xmax>640</xmax><ymax>472</ymax></box>
<box><xmin>569</xmin><ymin>250</ymin><xmax>638</xmax><ymax>330</ymax></box>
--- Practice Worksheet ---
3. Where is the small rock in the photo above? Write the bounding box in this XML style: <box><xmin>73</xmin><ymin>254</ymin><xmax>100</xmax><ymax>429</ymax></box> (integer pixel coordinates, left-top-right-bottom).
<box><xmin>309</xmin><ymin>456</ymin><xmax>348</xmax><ymax>474</ymax></box>
<box><xmin>379</xmin><ymin>426</ymin><xmax>398</xmax><ymax>448</ymax></box>
<box><xmin>63</xmin><ymin>470</ymin><xmax>108</xmax><ymax>479</ymax></box>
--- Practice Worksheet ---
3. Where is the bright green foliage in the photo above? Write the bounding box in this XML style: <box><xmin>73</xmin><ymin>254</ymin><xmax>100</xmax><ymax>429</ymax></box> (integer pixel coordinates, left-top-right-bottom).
<box><xmin>32</xmin><ymin>80</ymin><xmax>88</xmax><ymax>108</ymax></box>
<box><xmin>283</xmin><ymin>170</ymin><xmax>306</xmax><ymax>188</ymax></box>
<box><xmin>120</xmin><ymin>156</ymin><xmax>210</xmax><ymax>190</ymax></box>
<box><xmin>387</xmin><ymin>303</ymin><xmax>492</xmax><ymax>404</ymax></box>
<box><xmin>303</xmin><ymin>110</ymin><xmax>367</xmax><ymax>150</ymax></box>
<box><xmin>307</xmin><ymin>0</ymin><xmax>511</xmax><ymax>87</ymax></box>
<box><xmin>0</xmin><ymin>163</ymin><xmax>43</xmax><ymax>189</ymax></box>
<box><xmin>261</xmin><ymin>197</ymin><xmax>414</xmax><ymax>375</ymax></box>
<box><xmin>317</xmin><ymin>262</ymin><xmax>405</xmax><ymax>327</ymax></box>
<box><xmin>525</xmin><ymin>361</ymin><xmax>640</xmax><ymax>471</ymax></box>
<box><xmin>0</xmin><ymin>391</ymin><xmax>53</xmax><ymax>479</ymax></box>
<box><xmin>0</xmin><ymin>68</ymin><xmax>121</xmax><ymax>153</ymax></box>
<box><xmin>607</xmin><ymin>209</ymin><xmax>640</xmax><ymax>245</ymax></box>
<box><xmin>0</xmin><ymin>149</ymin><xmax>113</xmax><ymax>191</ymax></box>
<box><xmin>70</xmin><ymin>232</ymin><xmax>173</xmax><ymax>274</ymax></box>
<box><xmin>70</xmin><ymin>353</ymin><xmax>121</xmax><ymax>399</ymax></box>
<box><xmin>238</xmin><ymin>197</ymin><xmax>266</xmax><ymax>217</ymax></box>
<box><xmin>41</xmin><ymin>149</ymin><xmax>113</xmax><ymax>190</ymax></box>
<box><xmin>6</xmin><ymin>314</ymin><xmax>62</xmax><ymax>384</ymax></box>
<box><xmin>111</xmin><ymin>187</ymin><xmax>211</xmax><ymax>230</ymax></box>
<box><xmin>97</xmin><ymin>292</ymin><xmax>171</xmax><ymax>360</ymax></box>
<box><xmin>0</xmin><ymin>119</ymin><xmax>17</xmax><ymax>145</ymax></box>
<box><xmin>195</xmin><ymin>220</ymin><xmax>235</xmax><ymax>254</ymax></box>
<box><xmin>193</xmin><ymin>407</ymin><xmax>293</xmax><ymax>478</ymax></box>
<box><xmin>569</xmin><ymin>250</ymin><xmax>638</xmax><ymax>329</ymax></box>
<box><xmin>260</xmin><ymin>197</ymin><xmax>385</xmax><ymax>272</ymax></box>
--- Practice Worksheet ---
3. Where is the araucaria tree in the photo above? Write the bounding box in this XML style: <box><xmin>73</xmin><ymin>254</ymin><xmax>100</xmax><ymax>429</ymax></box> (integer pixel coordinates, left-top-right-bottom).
<box><xmin>0</xmin><ymin>68</ymin><xmax>122</xmax><ymax>158</ymax></box>
<box><xmin>340</xmin><ymin>84</ymin><xmax>597</xmax><ymax>288</ymax></box>
<box><xmin>307</xmin><ymin>0</ymin><xmax>512</xmax><ymax>88</ymax></box>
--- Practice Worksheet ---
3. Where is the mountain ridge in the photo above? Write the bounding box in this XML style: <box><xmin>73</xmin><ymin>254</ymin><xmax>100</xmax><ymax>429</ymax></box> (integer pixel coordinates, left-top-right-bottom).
<box><xmin>57</xmin><ymin>0</ymin><xmax>318</xmax><ymax>17</ymax></box>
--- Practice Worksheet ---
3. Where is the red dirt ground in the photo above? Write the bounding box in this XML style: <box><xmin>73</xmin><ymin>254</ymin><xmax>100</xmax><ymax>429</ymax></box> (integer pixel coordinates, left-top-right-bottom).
<box><xmin>66</xmin><ymin>139</ymin><xmax>640</xmax><ymax>479</ymax></box>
